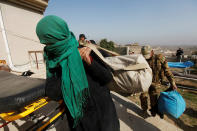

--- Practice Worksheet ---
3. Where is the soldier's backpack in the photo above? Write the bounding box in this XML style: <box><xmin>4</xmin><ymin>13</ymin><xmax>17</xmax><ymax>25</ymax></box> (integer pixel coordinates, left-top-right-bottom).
<box><xmin>84</xmin><ymin>44</ymin><xmax>152</xmax><ymax>94</ymax></box>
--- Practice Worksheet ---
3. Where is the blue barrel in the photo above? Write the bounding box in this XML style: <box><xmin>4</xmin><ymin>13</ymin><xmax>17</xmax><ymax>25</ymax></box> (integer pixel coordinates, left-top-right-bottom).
<box><xmin>158</xmin><ymin>91</ymin><xmax>186</xmax><ymax>118</ymax></box>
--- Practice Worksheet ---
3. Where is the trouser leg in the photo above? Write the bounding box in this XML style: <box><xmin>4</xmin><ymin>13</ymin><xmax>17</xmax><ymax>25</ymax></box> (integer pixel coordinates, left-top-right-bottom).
<box><xmin>148</xmin><ymin>84</ymin><xmax>159</xmax><ymax>116</ymax></box>
<box><xmin>140</xmin><ymin>92</ymin><xmax>148</xmax><ymax>111</ymax></box>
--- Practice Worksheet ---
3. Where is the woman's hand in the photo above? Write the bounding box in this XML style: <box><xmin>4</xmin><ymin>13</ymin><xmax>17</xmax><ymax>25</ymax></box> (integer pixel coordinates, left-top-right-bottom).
<box><xmin>78</xmin><ymin>47</ymin><xmax>92</xmax><ymax>65</ymax></box>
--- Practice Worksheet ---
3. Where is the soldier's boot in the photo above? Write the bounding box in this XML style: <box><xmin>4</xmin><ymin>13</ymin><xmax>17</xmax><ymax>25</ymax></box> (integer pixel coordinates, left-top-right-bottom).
<box><xmin>158</xmin><ymin>112</ymin><xmax>164</xmax><ymax>119</ymax></box>
<box><xmin>140</xmin><ymin>93</ymin><xmax>148</xmax><ymax>112</ymax></box>
<box><xmin>148</xmin><ymin>85</ymin><xmax>158</xmax><ymax>117</ymax></box>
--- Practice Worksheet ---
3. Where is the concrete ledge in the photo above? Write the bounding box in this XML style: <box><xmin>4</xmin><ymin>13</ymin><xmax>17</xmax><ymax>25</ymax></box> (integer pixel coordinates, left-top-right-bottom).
<box><xmin>111</xmin><ymin>91</ymin><xmax>182</xmax><ymax>131</ymax></box>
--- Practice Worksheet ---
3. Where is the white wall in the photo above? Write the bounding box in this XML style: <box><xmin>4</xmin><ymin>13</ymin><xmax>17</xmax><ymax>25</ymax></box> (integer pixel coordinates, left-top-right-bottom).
<box><xmin>0</xmin><ymin>1</ymin><xmax>44</xmax><ymax>66</ymax></box>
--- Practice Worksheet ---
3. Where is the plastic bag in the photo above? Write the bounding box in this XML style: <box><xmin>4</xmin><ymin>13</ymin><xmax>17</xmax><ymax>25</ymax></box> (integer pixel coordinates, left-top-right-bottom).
<box><xmin>158</xmin><ymin>91</ymin><xmax>186</xmax><ymax>118</ymax></box>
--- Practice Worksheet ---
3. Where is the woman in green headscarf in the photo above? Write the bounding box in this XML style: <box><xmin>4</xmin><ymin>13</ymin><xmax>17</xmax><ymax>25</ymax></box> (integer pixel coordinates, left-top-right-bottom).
<box><xmin>36</xmin><ymin>15</ymin><xmax>119</xmax><ymax>131</ymax></box>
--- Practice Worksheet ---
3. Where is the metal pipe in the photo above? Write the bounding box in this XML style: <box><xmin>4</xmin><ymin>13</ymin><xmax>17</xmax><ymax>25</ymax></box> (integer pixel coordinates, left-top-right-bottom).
<box><xmin>0</xmin><ymin>7</ymin><xmax>26</xmax><ymax>72</ymax></box>
<box><xmin>173</xmin><ymin>71</ymin><xmax>197</xmax><ymax>79</ymax></box>
<box><xmin>162</xmin><ymin>81</ymin><xmax>197</xmax><ymax>91</ymax></box>
<box><xmin>177</xmin><ymin>85</ymin><xmax>197</xmax><ymax>91</ymax></box>
<box><xmin>174</xmin><ymin>76</ymin><xmax>197</xmax><ymax>81</ymax></box>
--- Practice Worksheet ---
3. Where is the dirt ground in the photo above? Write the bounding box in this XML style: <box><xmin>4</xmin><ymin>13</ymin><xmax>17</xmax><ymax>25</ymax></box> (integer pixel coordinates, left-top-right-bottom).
<box><xmin>128</xmin><ymin>79</ymin><xmax>197</xmax><ymax>131</ymax></box>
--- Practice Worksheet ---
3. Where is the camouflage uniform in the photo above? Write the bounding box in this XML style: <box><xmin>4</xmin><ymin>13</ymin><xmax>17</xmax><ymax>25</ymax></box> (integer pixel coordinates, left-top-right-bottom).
<box><xmin>140</xmin><ymin>54</ymin><xmax>176</xmax><ymax>115</ymax></box>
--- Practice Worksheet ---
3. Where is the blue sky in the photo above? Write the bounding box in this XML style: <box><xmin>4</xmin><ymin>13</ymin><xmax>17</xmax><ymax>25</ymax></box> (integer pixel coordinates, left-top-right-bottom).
<box><xmin>45</xmin><ymin>0</ymin><xmax>197</xmax><ymax>45</ymax></box>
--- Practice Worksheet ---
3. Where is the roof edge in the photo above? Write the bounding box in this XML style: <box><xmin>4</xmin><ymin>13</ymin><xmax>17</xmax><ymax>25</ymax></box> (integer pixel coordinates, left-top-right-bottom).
<box><xmin>7</xmin><ymin>0</ymin><xmax>49</xmax><ymax>13</ymax></box>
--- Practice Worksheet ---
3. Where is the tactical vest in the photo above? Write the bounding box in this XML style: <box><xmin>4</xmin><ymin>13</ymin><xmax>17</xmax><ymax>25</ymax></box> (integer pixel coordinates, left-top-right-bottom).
<box><xmin>147</xmin><ymin>54</ymin><xmax>165</xmax><ymax>84</ymax></box>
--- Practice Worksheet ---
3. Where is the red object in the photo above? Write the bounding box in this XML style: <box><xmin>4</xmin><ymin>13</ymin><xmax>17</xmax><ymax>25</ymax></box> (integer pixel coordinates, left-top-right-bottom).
<box><xmin>0</xmin><ymin>121</ymin><xmax>11</xmax><ymax>128</ymax></box>
<box><xmin>89</xmin><ymin>56</ymin><xmax>93</xmax><ymax>63</ymax></box>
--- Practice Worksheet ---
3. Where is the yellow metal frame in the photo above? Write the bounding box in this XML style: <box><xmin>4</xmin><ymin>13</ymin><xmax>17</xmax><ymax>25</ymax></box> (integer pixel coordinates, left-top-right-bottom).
<box><xmin>0</xmin><ymin>98</ymin><xmax>65</xmax><ymax>130</ymax></box>
<box><xmin>0</xmin><ymin>98</ymin><xmax>49</xmax><ymax>121</ymax></box>
<box><xmin>37</xmin><ymin>108</ymin><xmax>65</xmax><ymax>131</ymax></box>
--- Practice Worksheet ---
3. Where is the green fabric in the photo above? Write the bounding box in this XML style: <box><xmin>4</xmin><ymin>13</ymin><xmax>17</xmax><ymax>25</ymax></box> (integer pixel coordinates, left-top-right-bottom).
<box><xmin>36</xmin><ymin>15</ymin><xmax>89</xmax><ymax>127</ymax></box>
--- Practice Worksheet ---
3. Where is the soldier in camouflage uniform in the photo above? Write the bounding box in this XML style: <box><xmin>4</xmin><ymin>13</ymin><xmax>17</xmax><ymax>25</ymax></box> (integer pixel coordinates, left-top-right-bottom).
<box><xmin>140</xmin><ymin>45</ymin><xmax>177</xmax><ymax>117</ymax></box>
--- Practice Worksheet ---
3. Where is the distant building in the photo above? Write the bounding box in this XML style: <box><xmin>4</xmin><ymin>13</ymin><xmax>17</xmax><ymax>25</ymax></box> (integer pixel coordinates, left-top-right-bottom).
<box><xmin>0</xmin><ymin>0</ymin><xmax>48</xmax><ymax>71</ymax></box>
<box><xmin>126</xmin><ymin>43</ymin><xmax>141</xmax><ymax>55</ymax></box>
<box><xmin>114</xmin><ymin>43</ymin><xmax>142</xmax><ymax>55</ymax></box>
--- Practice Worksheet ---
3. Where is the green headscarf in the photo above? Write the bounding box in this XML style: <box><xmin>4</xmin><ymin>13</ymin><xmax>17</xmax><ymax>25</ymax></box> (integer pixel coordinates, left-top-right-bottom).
<box><xmin>36</xmin><ymin>15</ymin><xmax>89</xmax><ymax>127</ymax></box>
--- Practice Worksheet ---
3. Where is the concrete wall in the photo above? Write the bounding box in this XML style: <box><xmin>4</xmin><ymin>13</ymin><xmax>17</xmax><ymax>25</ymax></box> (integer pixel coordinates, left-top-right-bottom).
<box><xmin>0</xmin><ymin>1</ymin><xmax>44</xmax><ymax>67</ymax></box>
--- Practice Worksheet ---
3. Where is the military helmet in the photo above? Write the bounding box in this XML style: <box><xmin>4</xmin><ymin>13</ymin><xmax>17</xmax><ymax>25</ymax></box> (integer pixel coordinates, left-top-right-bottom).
<box><xmin>141</xmin><ymin>45</ymin><xmax>152</xmax><ymax>59</ymax></box>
